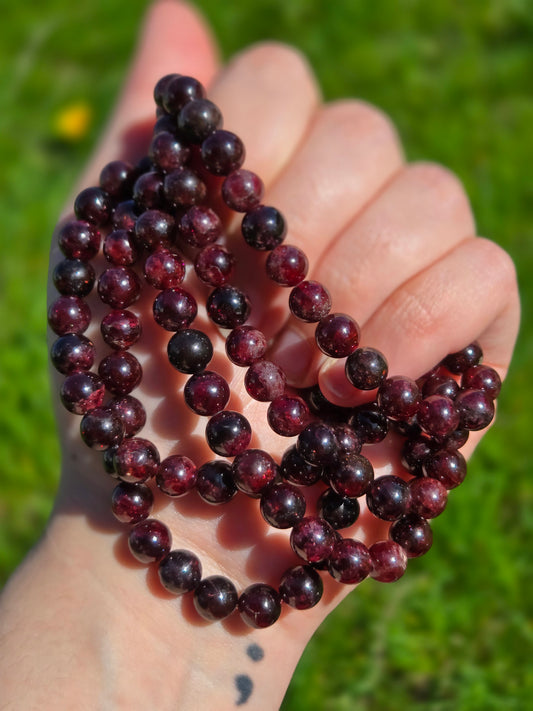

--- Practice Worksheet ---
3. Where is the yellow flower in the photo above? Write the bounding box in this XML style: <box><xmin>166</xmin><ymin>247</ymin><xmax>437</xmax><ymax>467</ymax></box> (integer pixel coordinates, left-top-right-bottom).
<box><xmin>53</xmin><ymin>102</ymin><xmax>92</xmax><ymax>141</ymax></box>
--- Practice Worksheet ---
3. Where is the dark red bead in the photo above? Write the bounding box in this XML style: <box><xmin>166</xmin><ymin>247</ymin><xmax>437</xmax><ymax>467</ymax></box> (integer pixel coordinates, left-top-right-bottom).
<box><xmin>98</xmin><ymin>267</ymin><xmax>141</xmax><ymax>309</ymax></box>
<box><xmin>48</xmin><ymin>295</ymin><xmax>91</xmax><ymax>335</ymax></box>
<box><xmin>369</xmin><ymin>540</ymin><xmax>408</xmax><ymax>582</ymax></box>
<box><xmin>280</xmin><ymin>445</ymin><xmax>322</xmax><ymax>487</ymax></box>
<box><xmin>113</xmin><ymin>437</ymin><xmax>160</xmax><ymax>483</ymax></box>
<box><xmin>289</xmin><ymin>280</ymin><xmax>331</xmax><ymax>322</ymax></box>
<box><xmin>327</xmin><ymin>454</ymin><xmax>374</xmax><ymax>498</ymax></box>
<box><xmin>238</xmin><ymin>584</ymin><xmax>281</xmax><ymax>628</ymax></box>
<box><xmin>244</xmin><ymin>360</ymin><xmax>286</xmax><ymax>402</ymax></box>
<box><xmin>158</xmin><ymin>550</ymin><xmax>202</xmax><ymax>594</ymax></box>
<box><xmin>111</xmin><ymin>481</ymin><xmax>154</xmax><ymax>524</ymax></box>
<box><xmin>345</xmin><ymin>347</ymin><xmax>388</xmax><ymax>390</ymax></box>
<box><xmin>134</xmin><ymin>209</ymin><xmax>175</xmax><ymax>250</ymax></box>
<box><xmin>267</xmin><ymin>395</ymin><xmax>309</xmax><ymax>436</ymax></box>
<box><xmin>390</xmin><ymin>514</ymin><xmax>433</xmax><ymax>558</ymax></box>
<box><xmin>205</xmin><ymin>411</ymin><xmax>252</xmax><ymax>457</ymax></box>
<box><xmin>222</xmin><ymin>169</ymin><xmax>264</xmax><ymax>212</ymax></box>
<box><xmin>423</xmin><ymin>448</ymin><xmax>467</xmax><ymax>489</ymax></box>
<box><xmin>108</xmin><ymin>395</ymin><xmax>146</xmax><ymax>437</ymax></box>
<box><xmin>349</xmin><ymin>403</ymin><xmax>389</xmax><ymax>443</ymax></box>
<box><xmin>279</xmin><ymin>565</ymin><xmax>323</xmax><ymax>609</ymax></box>
<box><xmin>101</xmin><ymin>310</ymin><xmax>141</xmax><ymax>350</ymax></box>
<box><xmin>305</xmin><ymin>385</ymin><xmax>350</xmax><ymax>423</ymax></box>
<box><xmin>260</xmin><ymin>482</ymin><xmax>306</xmax><ymax>528</ymax></box>
<box><xmin>149</xmin><ymin>130</ymin><xmax>190</xmax><ymax>172</ymax></box>
<box><xmin>163</xmin><ymin>168</ymin><xmax>206</xmax><ymax>207</ymax></box>
<box><xmin>128</xmin><ymin>519</ymin><xmax>171</xmax><ymax>564</ymax></box>
<box><xmin>196</xmin><ymin>460</ymin><xmax>237</xmax><ymax>504</ymax></box>
<box><xmin>60</xmin><ymin>371</ymin><xmax>105</xmax><ymax>414</ymax></box>
<box><xmin>297</xmin><ymin>422</ymin><xmax>338</xmax><ymax>466</ymax></box>
<box><xmin>290</xmin><ymin>516</ymin><xmax>337</xmax><ymax>565</ymax></box>
<box><xmin>133</xmin><ymin>171</ymin><xmax>164</xmax><ymax>210</ymax></box>
<box><xmin>461</xmin><ymin>365</ymin><xmax>501</xmax><ymax>399</ymax></box>
<box><xmin>103</xmin><ymin>230</ymin><xmax>139</xmax><ymax>266</ymax></box>
<box><xmin>422</xmin><ymin>373</ymin><xmax>460</xmax><ymax>400</ymax></box>
<box><xmin>417</xmin><ymin>395</ymin><xmax>460</xmax><ymax>439</ymax></box>
<box><xmin>53</xmin><ymin>258</ymin><xmax>95</xmax><ymax>297</ymax></box>
<box><xmin>179</xmin><ymin>205</ymin><xmax>222</xmax><ymax>247</ymax></box>
<box><xmin>167</xmin><ymin>328</ymin><xmax>213</xmax><ymax>374</ymax></box>
<box><xmin>184</xmin><ymin>371</ymin><xmax>230</xmax><ymax>416</ymax></box>
<box><xmin>231</xmin><ymin>449</ymin><xmax>277</xmax><ymax>497</ymax></box>
<box><xmin>193</xmin><ymin>575</ymin><xmax>238</xmax><ymax>621</ymax></box>
<box><xmin>99</xmin><ymin>159</ymin><xmax>134</xmax><ymax>198</ymax></box>
<box><xmin>194</xmin><ymin>245</ymin><xmax>235</xmax><ymax>287</ymax></box>
<box><xmin>225</xmin><ymin>326</ymin><xmax>267</xmax><ymax>366</ymax></box>
<box><xmin>442</xmin><ymin>342</ymin><xmax>482</xmax><ymax>374</ymax></box>
<box><xmin>144</xmin><ymin>248</ymin><xmax>185</xmax><ymax>290</ymax></box>
<box><xmin>206</xmin><ymin>285</ymin><xmax>251</xmax><ymax>329</ymax></box>
<box><xmin>241</xmin><ymin>205</ymin><xmax>286</xmax><ymax>251</ymax></box>
<box><xmin>455</xmin><ymin>388</ymin><xmax>495</xmax><ymax>430</ymax></box>
<box><xmin>266</xmin><ymin>244</ymin><xmax>308</xmax><ymax>286</ymax></box>
<box><xmin>201</xmin><ymin>130</ymin><xmax>245</xmax><ymax>176</ymax></box>
<box><xmin>443</xmin><ymin>428</ymin><xmax>469</xmax><ymax>450</ymax></box>
<box><xmin>157</xmin><ymin>455</ymin><xmax>197</xmax><ymax>497</ymax></box>
<box><xmin>333</xmin><ymin>424</ymin><xmax>362</xmax><ymax>458</ymax></box>
<box><xmin>328</xmin><ymin>539</ymin><xmax>372</xmax><ymax>584</ymax></box>
<box><xmin>401</xmin><ymin>435</ymin><xmax>437</xmax><ymax>476</ymax></box>
<box><xmin>98</xmin><ymin>351</ymin><xmax>142</xmax><ymax>395</ymax></box>
<box><xmin>177</xmin><ymin>98</ymin><xmax>222</xmax><ymax>143</ymax></box>
<box><xmin>162</xmin><ymin>74</ymin><xmax>205</xmax><ymax>114</ymax></box>
<box><xmin>74</xmin><ymin>186</ymin><xmax>111</xmax><ymax>226</ymax></box>
<box><xmin>112</xmin><ymin>199</ymin><xmax>139</xmax><ymax>232</ymax></box>
<box><xmin>154</xmin><ymin>73</ymin><xmax>180</xmax><ymax>108</ymax></box>
<box><xmin>58</xmin><ymin>220</ymin><xmax>100</xmax><ymax>260</ymax></box>
<box><xmin>366</xmin><ymin>475</ymin><xmax>410</xmax><ymax>521</ymax></box>
<box><xmin>315</xmin><ymin>313</ymin><xmax>360</xmax><ymax>358</ymax></box>
<box><xmin>80</xmin><ymin>406</ymin><xmax>124</xmax><ymax>450</ymax></box>
<box><xmin>153</xmin><ymin>287</ymin><xmax>197</xmax><ymax>331</ymax></box>
<box><xmin>407</xmin><ymin>477</ymin><xmax>448</xmax><ymax>519</ymax></box>
<box><xmin>51</xmin><ymin>334</ymin><xmax>95</xmax><ymax>375</ymax></box>
<box><xmin>377</xmin><ymin>376</ymin><xmax>421</xmax><ymax>421</ymax></box>
<box><xmin>318</xmin><ymin>488</ymin><xmax>360</xmax><ymax>530</ymax></box>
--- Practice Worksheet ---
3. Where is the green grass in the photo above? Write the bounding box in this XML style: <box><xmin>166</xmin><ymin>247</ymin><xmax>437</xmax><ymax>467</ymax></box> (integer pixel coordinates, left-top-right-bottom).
<box><xmin>1</xmin><ymin>1</ymin><xmax>531</xmax><ymax>709</ymax></box>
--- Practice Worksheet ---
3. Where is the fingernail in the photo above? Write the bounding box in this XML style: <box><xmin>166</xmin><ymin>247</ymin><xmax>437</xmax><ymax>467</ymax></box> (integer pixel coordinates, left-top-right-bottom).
<box><xmin>271</xmin><ymin>327</ymin><xmax>315</xmax><ymax>385</ymax></box>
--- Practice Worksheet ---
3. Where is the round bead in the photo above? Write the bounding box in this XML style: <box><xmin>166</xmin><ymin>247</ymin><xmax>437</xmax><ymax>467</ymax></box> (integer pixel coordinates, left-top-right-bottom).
<box><xmin>98</xmin><ymin>350</ymin><xmax>141</xmax><ymax>395</ymax></box>
<box><xmin>99</xmin><ymin>159</ymin><xmax>134</xmax><ymax>198</ymax></box>
<box><xmin>369</xmin><ymin>541</ymin><xmax>408</xmax><ymax>582</ymax></box>
<box><xmin>225</xmin><ymin>326</ymin><xmax>267</xmax><ymax>366</ymax></box>
<box><xmin>193</xmin><ymin>575</ymin><xmax>238</xmax><ymax>621</ymax></box>
<box><xmin>442</xmin><ymin>342</ymin><xmax>482</xmax><ymax>374</ymax></box>
<box><xmin>196</xmin><ymin>460</ymin><xmax>237</xmax><ymax>504</ymax></box>
<box><xmin>443</xmin><ymin>428</ymin><xmax>469</xmax><ymax>450</ymax></box>
<box><xmin>51</xmin><ymin>334</ymin><xmax>95</xmax><ymax>375</ymax></box>
<box><xmin>315</xmin><ymin>313</ymin><xmax>360</xmax><ymax>358</ymax></box>
<box><xmin>266</xmin><ymin>244</ymin><xmax>308</xmax><ymax>286</ymax></box>
<box><xmin>179</xmin><ymin>205</ymin><xmax>222</xmax><ymax>248</ymax></box>
<box><xmin>53</xmin><ymin>258</ymin><xmax>95</xmax><ymax>297</ymax></box>
<box><xmin>98</xmin><ymin>267</ymin><xmax>141</xmax><ymax>309</ymax></box>
<box><xmin>153</xmin><ymin>288</ymin><xmax>197</xmax><ymax>331</ymax></box>
<box><xmin>157</xmin><ymin>455</ymin><xmax>197</xmax><ymax>497</ymax></box>
<box><xmin>135</xmin><ymin>209</ymin><xmax>175</xmax><ymax>250</ymax></box>
<box><xmin>111</xmin><ymin>481</ymin><xmax>154</xmax><ymax>524</ymax></box>
<box><xmin>108</xmin><ymin>395</ymin><xmax>146</xmax><ymax>437</ymax></box>
<box><xmin>154</xmin><ymin>73</ymin><xmax>180</xmax><ymax>107</ymax></box>
<box><xmin>158</xmin><ymin>550</ymin><xmax>202</xmax><ymax>594</ymax></box>
<box><xmin>317</xmin><ymin>488</ymin><xmax>360</xmax><ymax>530</ymax></box>
<box><xmin>167</xmin><ymin>329</ymin><xmax>213</xmax><ymax>374</ymax></box>
<box><xmin>238</xmin><ymin>584</ymin><xmax>281</xmax><ymax>628</ymax></box>
<box><xmin>244</xmin><ymin>360</ymin><xmax>287</xmax><ymax>402</ymax></box>
<box><xmin>231</xmin><ymin>449</ymin><xmax>277</xmax><ymax>497</ymax></box>
<box><xmin>279</xmin><ymin>565</ymin><xmax>323</xmax><ymax>609</ymax></box>
<box><xmin>328</xmin><ymin>539</ymin><xmax>372</xmax><ymax>584</ymax></box>
<box><xmin>101</xmin><ymin>310</ymin><xmax>141</xmax><ymax>350</ymax></box>
<box><xmin>327</xmin><ymin>454</ymin><xmax>374</xmax><ymax>498</ymax></box>
<box><xmin>407</xmin><ymin>476</ymin><xmax>448</xmax><ymax>518</ymax></box>
<box><xmin>163</xmin><ymin>167</ymin><xmax>206</xmax><ymax>207</ymax></box>
<box><xmin>390</xmin><ymin>514</ymin><xmax>433</xmax><ymax>558</ymax></box>
<box><xmin>280</xmin><ymin>445</ymin><xmax>322</xmax><ymax>487</ymax></box>
<box><xmin>345</xmin><ymin>347</ymin><xmax>388</xmax><ymax>390</ymax></box>
<box><xmin>305</xmin><ymin>385</ymin><xmax>350</xmax><ymax>423</ymax></box>
<box><xmin>454</xmin><ymin>388</ymin><xmax>495</xmax><ymax>430</ymax></box>
<box><xmin>461</xmin><ymin>365</ymin><xmax>501</xmax><ymax>399</ymax></box>
<box><xmin>267</xmin><ymin>395</ymin><xmax>309</xmax><ymax>436</ymax></box>
<box><xmin>366</xmin><ymin>475</ymin><xmax>410</xmax><ymax>521</ymax></box>
<box><xmin>401</xmin><ymin>435</ymin><xmax>437</xmax><ymax>476</ymax></box>
<box><xmin>149</xmin><ymin>130</ymin><xmax>190</xmax><ymax>172</ymax></box>
<box><xmin>48</xmin><ymin>295</ymin><xmax>91</xmax><ymax>335</ymax></box>
<box><xmin>377</xmin><ymin>376</ymin><xmax>421</xmax><ymax>421</ymax></box>
<box><xmin>222</xmin><ymin>169</ymin><xmax>264</xmax><ymax>212</ymax></box>
<box><xmin>60</xmin><ymin>371</ymin><xmax>105</xmax><ymax>414</ymax></box>
<box><xmin>144</xmin><ymin>248</ymin><xmax>186</xmax><ymax>290</ymax></box>
<box><xmin>58</xmin><ymin>220</ymin><xmax>100</xmax><ymax>260</ymax></box>
<box><xmin>423</xmin><ymin>448</ymin><xmax>467</xmax><ymax>489</ymax></box>
<box><xmin>297</xmin><ymin>422</ymin><xmax>338</xmax><ymax>466</ymax></box>
<box><xmin>201</xmin><ymin>130</ymin><xmax>245</xmax><ymax>175</ymax></box>
<box><xmin>205</xmin><ymin>411</ymin><xmax>252</xmax><ymax>457</ymax></box>
<box><xmin>184</xmin><ymin>371</ymin><xmax>230</xmax><ymax>416</ymax></box>
<box><xmin>103</xmin><ymin>229</ymin><xmax>139</xmax><ymax>266</ymax></box>
<box><xmin>422</xmin><ymin>373</ymin><xmax>460</xmax><ymax>400</ymax></box>
<box><xmin>349</xmin><ymin>403</ymin><xmax>389</xmax><ymax>444</ymax></box>
<box><xmin>177</xmin><ymin>98</ymin><xmax>222</xmax><ymax>143</ymax></box>
<box><xmin>133</xmin><ymin>171</ymin><xmax>164</xmax><ymax>210</ymax></box>
<box><xmin>260</xmin><ymin>482</ymin><xmax>306</xmax><ymax>528</ymax></box>
<box><xmin>74</xmin><ymin>186</ymin><xmax>111</xmax><ymax>226</ymax></box>
<box><xmin>128</xmin><ymin>519</ymin><xmax>171</xmax><ymax>564</ymax></box>
<box><xmin>194</xmin><ymin>245</ymin><xmax>236</xmax><ymax>287</ymax></box>
<box><xmin>289</xmin><ymin>280</ymin><xmax>331</xmax><ymax>322</ymax></box>
<box><xmin>113</xmin><ymin>437</ymin><xmax>160</xmax><ymax>483</ymax></box>
<box><xmin>80</xmin><ymin>407</ymin><xmax>124</xmax><ymax>450</ymax></box>
<box><xmin>417</xmin><ymin>395</ymin><xmax>460</xmax><ymax>439</ymax></box>
<box><xmin>290</xmin><ymin>516</ymin><xmax>337</xmax><ymax>565</ymax></box>
<box><xmin>162</xmin><ymin>75</ymin><xmax>205</xmax><ymax>114</ymax></box>
<box><xmin>112</xmin><ymin>200</ymin><xmax>139</xmax><ymax>232</ymax></box>
<box><xmin>206</xmin><ymin>286</ymin><xmax>251</xmax><ymax>329</ymax></box>
<box><xmin>334</xmin><ymin>424</ymin><xmax>362</xmax><ymax>458</ymax></box>
<box><xmin>241</xmin><ymin>205</ymin><xmax>286</xmax><ymax>251</ymax></box>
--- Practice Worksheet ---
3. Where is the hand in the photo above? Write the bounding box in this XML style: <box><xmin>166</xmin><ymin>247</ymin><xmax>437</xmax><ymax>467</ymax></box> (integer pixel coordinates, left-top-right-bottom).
<box><xmin>1</xmin><ymin>1</ymin><xmax>520</xmax><ymax>709</ymax></box>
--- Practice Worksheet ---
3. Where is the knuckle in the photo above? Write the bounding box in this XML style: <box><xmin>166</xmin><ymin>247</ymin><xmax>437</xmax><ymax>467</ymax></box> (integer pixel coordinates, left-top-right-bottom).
<box><xmin>330</xmin><ymin>99</ymin><xmax>400</xmax><ymax>151</ymax></box>
<box><xmin>406</xmin><ymin>161</ymin><xmax>474</xmax><ymax>228</ymax></box>
<box><xmin>238</xmin><ymin>41</ymin><xmax>318</xmax><ymax>91</ymax></box>
<box><xmin>473</xmin><ymin>237</ymin><xmax>518</xmax><ymax>293</ymax></box>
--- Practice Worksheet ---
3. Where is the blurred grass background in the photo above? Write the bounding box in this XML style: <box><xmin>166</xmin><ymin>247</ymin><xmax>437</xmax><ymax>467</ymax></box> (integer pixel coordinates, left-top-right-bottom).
<box><xmin>0</xmin><ymin>0</ymin><xmax>531</xmax><ymax>708</ymax></box>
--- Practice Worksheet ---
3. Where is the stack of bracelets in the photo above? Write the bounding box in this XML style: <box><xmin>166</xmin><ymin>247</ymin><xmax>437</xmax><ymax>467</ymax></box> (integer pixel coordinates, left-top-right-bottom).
<box><xmin>48</xmin><ymin>74</ymin><xmax>501</xmax><ymax>629</ymax></box>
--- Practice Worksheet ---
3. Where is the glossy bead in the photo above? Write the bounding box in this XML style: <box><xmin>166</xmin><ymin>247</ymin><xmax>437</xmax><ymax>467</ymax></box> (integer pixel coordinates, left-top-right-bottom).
<box><xmin>60</xmin><ymin>371</ymin><xmax>105</xmax><ymax>414</ymax></box>
<box><xmin>238</xmin><ymin>584</ymin><xmax>281</xmax><ymax>628</ymax></box>
<box><xmin>267</xmin><ymin>395</ymin><xmax>309</xmax><ymax>436</ymax></box>
<box><xmin>454</xmin><ymin>388</ymin><xmax>495</xmax><ymax>430</ymax></box>
<box><xmin>162</xmin><ymin>74</ymin><xmax>205</xmax><ymax>114</ymax></box>
<box><xmin>144</xmin><ymin>249</ymin><xmax>185</xmax><ymax>290</ymax></box>
<box><xmin>222</xmin><ymin>169</ymin><xmax>264</xmax><ymax>212</ymax></box>
<box><xmin>266</xmin><ymin>244</ymin><xmax>308</xmax><ymax>286</ymax></box>
<box><xmin>245</xmin><ymin>360</ymin><xmax>286</xmax><ymax>402</ymax></box>
<box><xmin>334</xmin><ymin>424</ymin><xmax>362</xmax><ymax>458</ymax></box>
<box><xmin>51</xmin><ymin>334</ymin><xmax>95</xmax><ymax>375</ymax></box>
<box><xmin>158</xmin><ymin>550</ymin><xmax>202</xmax><ymax>594</ymax></box>
<box><xmin>390</xmin><ymin>514</ymin><xmax>433</xmax><ymax>558</ymax></box>
<box><xmin>74</xmin><ymin>186</ymin><xmax>111</xmax><ymax>226</ymax></box>
<box><xmin>328</xmin><ymin>539</ymin><xmax>372</xmax><ymax>584</ymax></box>
<box><xmin>98</xmin><ymin>267</ymin><xmax>141</xmax><ymax>309</ymax></box>
<box><xmin>53</xmin><ymin>258</ymin><xmax>95</xmax><ymax>297</ymax></box>
<box><xmin>345</xmin><ymin>347</ymin><xmax>388</xmax><ymax>390</ymax></box>
<box><xmin>461</xmin><ymin>365</ymin><xmax>501</xmax><ymax>399</ymax></box>
<box><xmin>177</xmin><ymin>98</ymin><xmax>222</xmax><ymax>143</ymax></box>
<box><xmin>196</xmin><ymin>460</ymin><xmax>237</xmax><ymax>504</ymax></box>
<box><xmin>58</xmin><ymin>220</ymin><xmax>100</xmax><ymax>260</ymax></box>
<box><xmin>260</xmin><ymin>482</ymin><xmax>306</xmax><ymax>528</ymax></box>
<box><xmin>99</xmin><ymin>159</ymin><xmax>134</xmax><ymax>198</ymax></box>
<box><xmin>111</xmin><ymin>481</ymin><xmax>154</xmax><ymax>523</ymax></box>
<box><xmin>290</xmin><ymin>516</ymin><xmax>336</xmax><ymax>565</ymax></box>
<box><xmin>423</xmin><ymin>448</ymin><xmax>467</xmax><ymax>489</ymax></box>
<box><xmin>206</xmin><ymin>285</ymin><xmax>251</xmax><ymax>329</ymax></box>
<box><xmin>157</xmin><ymin>455</ymin><xmax>197</xmax><ymax>497</ymax></box>
<box><xmin>401</xmin><ymin>435</ymin><xmax>437</xmax><ymax>476</ymax></box>
<box><xmin>134</xmin><ymin>209</ymin><xmax>175</xmax><ymax>250</ymax></box>
<box><xmin>167</xmin><ymin>328</ymin><xmax>213</xmax><ymax>374</ymax></box>
<box><xmin>279</xmin><ymin>565</ymin><xmax>323</xmax><ymax>609</ymax></box>
<box><xmin>103</xmin><ymin>230</ymin><xmax>139</xmax><ymax>266</ymax></box>
<box><xmin>349</xmin><ymin>403</ymin><xmax>389</xmax><ymax>444</ymax></box>
<box><xmin>154</xmin><ymin>73</ymin><xmax>179</xmax><ymax>108</ymax></box>
<box><xmin>280</xmin><ymin>445</ymin><xmax>322</xmax><ymax>487</ymax></box>
<box><xmin>366</xmin><ymin>475</ymin><xmax>410</xmax><ymax>521</ymax></box>
<box><xmin>108</xmin><ymin>395</ymin><xmax>146</xmax><ymax>437</ymax></box>
<box><xmin>225</xmin><ymin>326</ymin><xmax>267</xmax><ymax>366</ymax></box>
<box><xmin>184</xmin><ymin>370</ymin><xmax>230</xmax><ymax>416</ymax></box>
<box><xmin>443</xmin><ymin>428</ymin><xmax>469</xmax><ymax>450</ymax></box>
<box><xmin>297</xmin><ymin>422</ymin><xmax>338</xmax><ymax>466</ymax></box>
<box><xmin>128</xmin><ymin>519</ymin><xmax>171</xmax><ymax>564</ymax></box>
<box><xmin>48</xmin><ymin>295</ymin><xmax>91</xmax><ymax>335</ymax></box>
<box><xmin>179</xmin><ymin>205</ymin><xmax>222</xmax><ymax>247</ymax></box>
<box><xmin>231</xmin><ymin>449</ymin><xmax>277</xmax><ymax>497</ymax></box>
<box><xmin>315</xmin><ymin>313</ymin><xmax>360</xmax><ymax>358</ymax></box>
<box><xmin>442</xmin><ymin>342</ymin><xmax>482</xmax><ymax>374</ymax></box>
<box><xmin>80</xmin><ymin>407</ymin><xmax>124</xmax><ymax>450</ymax></box>
<box><xmin>153</xmin><ymin>287</ymin><xmax>197</xmax><ymax>331</ymax></box>
<box><xmin>327</xmin><ymin>454</ymin><xmax>374</xmax><ymax>498</ymax></box>
<box><xmin>318</xmin><ymin>488</ymin><xmax>360</xmax><ymax>530</ymax></box>
<box><xmin>98</xmin><ymin>351</ymin><xmax>142</xmax><ymax>395</ymax></box>
<box><xmin>194</xmin><ymin>245</ymin><xmax>236</xmax><ymax>287</ymax></box>
<box><xmin>422</xmin><ymin>373</ymin><xmax>460</xmax><ymax>400</ymax></box>
<box><xmin>133</xmin><ymin>171</ymin><xmax>164</xmax><ymax>210</ymax></box>
<box><xmin>101</xmin><ymin>310</ymin><xmax>141</xmax><ymax>350</ymax></box>
<box><xmin>407</xmin><ymin>477</ymin><xmax>448</xmax><ymax>519</ymax></box>
<box><xmin>149</xmin><ymin>130</ymin><xmax>190</xmax><ymax>172</ymax></box>
<box><xmin>163</xmin><ymin>167</ymin><xmax>206</xmax><ymax>207</ymax></box>
<box><xmin>377</xmin><ymin>376</ymin><xmax>421</xmax><ymax>420</ymax></box>
<box><xmin>369</xmin><ymin>540</ymin><xmax>408</xmax><ymax>582</ymax></box>
<box><xmin>417</xmin><ymin>395</ymin><xmax>460</xmax><ymax>439</ymax></box>
<box><xmin>112</xmin><ymin>200</ymin><xmax>139</xmax><ymax>232</ymax></box>
<box><xmin>305</xmin><ymin>385</ymin><xmax>351</xmax><ymax>423</ymax></box>
<box><xmin>205</xmin><ymin>411</ymin><xmax>252</xmax><ymax>457</ymax></box>
<box><xmin>201</xmin><ymin>129</ymin><xmax>245</xmax><ymax>175</ymax></box>
<box><xmin>193</xmin><ymin>575</ymin><xmax>238</xmax><ymax>621</ymax></box>
<box><xmin>289</xmin><ymin>280</ymin><xmax>331</xmax><ymax>323</ymax></box>
<box><xmin>241</xmin><ymin>205</ymin><xmax>286</xmax><ymax>251</ymax></box>
<box><xmin>113</xmin><ymin>437</ymin><xmax>160</xmax><ymax>483</ymax></box>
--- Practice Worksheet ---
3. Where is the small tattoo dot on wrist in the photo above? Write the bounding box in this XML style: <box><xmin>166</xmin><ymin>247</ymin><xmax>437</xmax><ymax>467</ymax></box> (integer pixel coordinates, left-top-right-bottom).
<box><xmin>246</xmin><ymin>643</ymin><xmax>264</xmax><ymax>662</ymax></box>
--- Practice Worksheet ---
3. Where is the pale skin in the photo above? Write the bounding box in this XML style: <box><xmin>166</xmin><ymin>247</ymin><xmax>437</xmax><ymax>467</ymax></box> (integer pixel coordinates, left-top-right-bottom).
<box><xmin>0</xmin><ymin>1</ymin><xmax>520</xmax><ymax>709</ymax></box>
